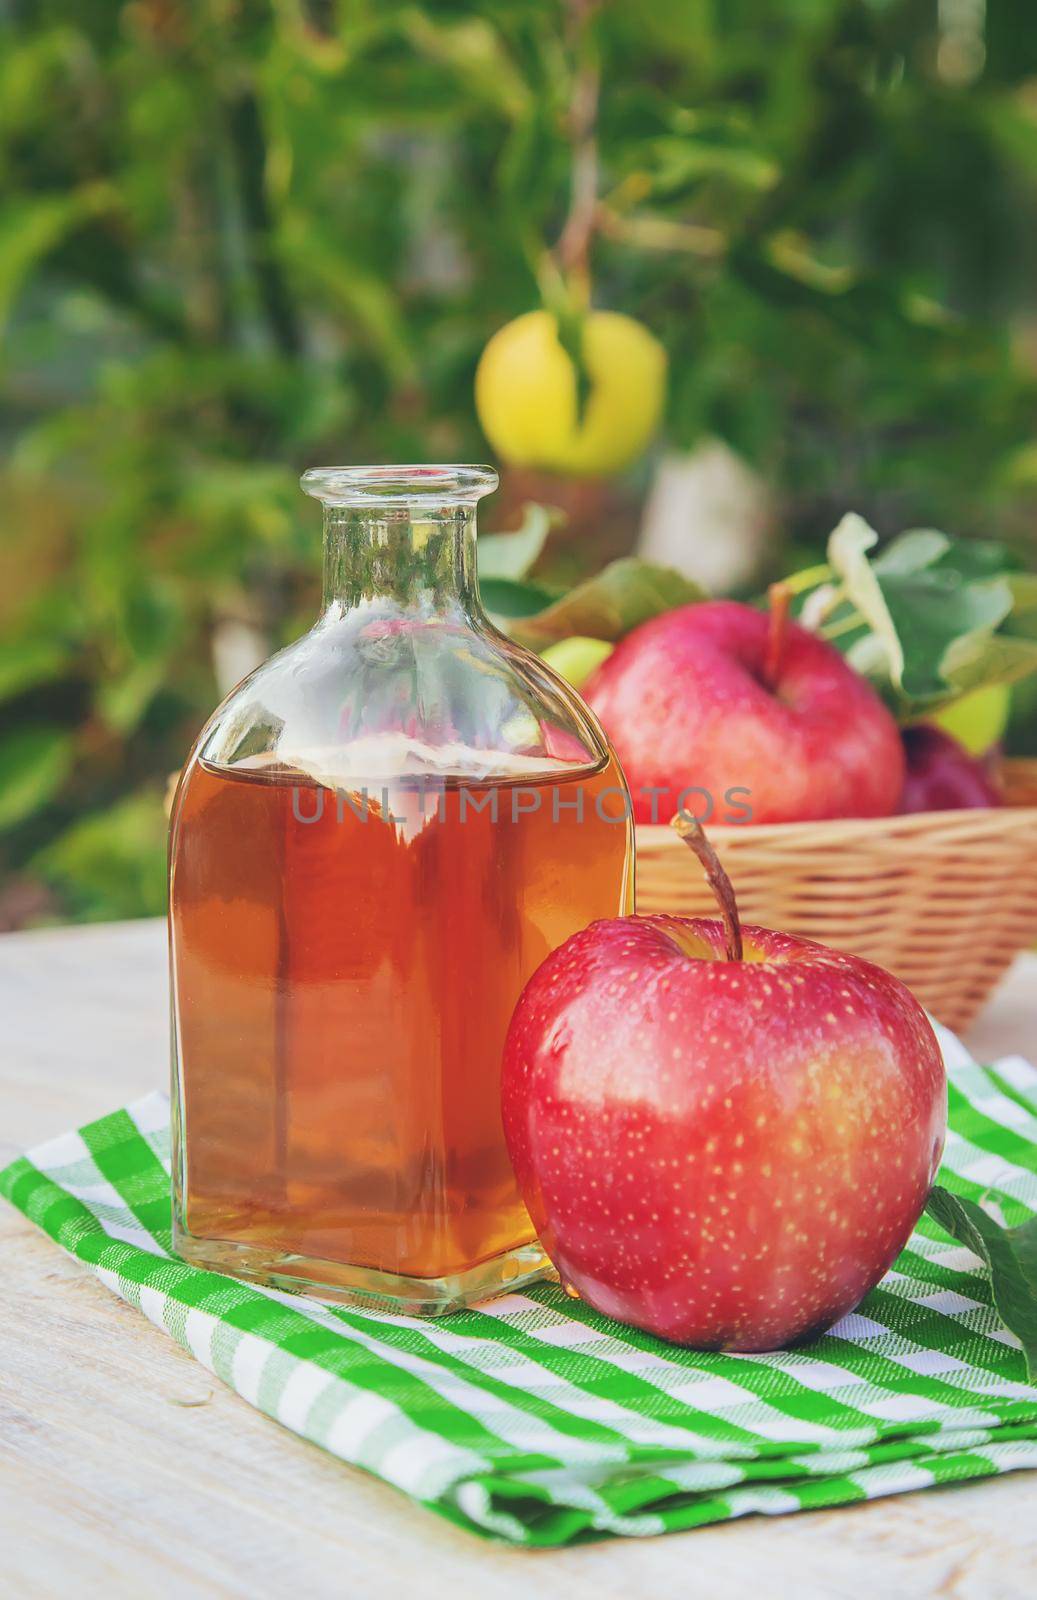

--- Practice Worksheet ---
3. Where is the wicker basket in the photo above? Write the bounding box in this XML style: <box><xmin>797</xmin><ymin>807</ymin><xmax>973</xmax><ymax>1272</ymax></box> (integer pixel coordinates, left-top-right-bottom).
<box><xmin>635</xmin><ymin>759</ymin><xmax>1037</xmax><ymax>1031</ymax></box>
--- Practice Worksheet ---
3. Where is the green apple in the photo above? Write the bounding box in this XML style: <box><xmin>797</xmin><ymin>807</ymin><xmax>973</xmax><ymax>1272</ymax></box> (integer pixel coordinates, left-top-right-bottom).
<box><xmin>932</xmin><ymin>684</ymin><xmax>1010</xmax><ymax>756</ymax></box>
<box><xmin>540</xmin><ymin>636</ymin><xmax>614</xmax><ymax>688</ymax></box>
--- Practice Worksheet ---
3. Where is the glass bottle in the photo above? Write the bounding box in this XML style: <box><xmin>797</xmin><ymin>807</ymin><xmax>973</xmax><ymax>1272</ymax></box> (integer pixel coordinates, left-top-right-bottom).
<box><xmin>169</xmin><ymin>464</ymin><xmax>633</xmax><ymax>1314</ymax></box>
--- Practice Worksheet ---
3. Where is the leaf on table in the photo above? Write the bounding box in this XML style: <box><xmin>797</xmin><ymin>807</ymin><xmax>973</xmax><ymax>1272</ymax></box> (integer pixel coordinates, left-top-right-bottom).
<box><xmin>509</xmin><ymin>559</ymin><xmax>704</xmax><ymax>648</ymax></box>
<box><xmin>924</xmin><ymin>1185</ymin><xmax>1037</xmax><ymax>1381</ymax></box>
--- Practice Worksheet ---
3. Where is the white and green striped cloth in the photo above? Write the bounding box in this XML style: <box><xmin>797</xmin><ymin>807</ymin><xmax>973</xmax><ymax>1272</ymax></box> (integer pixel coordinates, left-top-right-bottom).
<box><xmin>4</xmin><ymin>1022</ymin><xmax>1037</xmax><ymax>1546</ymax></box>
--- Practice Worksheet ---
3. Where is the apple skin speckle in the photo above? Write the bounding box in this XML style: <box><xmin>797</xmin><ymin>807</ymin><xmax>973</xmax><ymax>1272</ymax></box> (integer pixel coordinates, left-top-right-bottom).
<box><xmin>501</xmin><ymin>914</ymin><xmax>947</xmax><ymax>1352</ymax></box>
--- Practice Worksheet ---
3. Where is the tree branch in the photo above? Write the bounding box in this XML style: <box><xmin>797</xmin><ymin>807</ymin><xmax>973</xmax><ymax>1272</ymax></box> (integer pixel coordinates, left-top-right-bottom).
<box><xmin>225</xmin><ymin>87</ymin><xmax>303</xmax><ymax>359</ymax></box>
<box><xmin>595</xmin><ymin>205</ymin><xmax>726</xmax><ymax>259</ymax></box>
<box><xmin>553</xmin><ymin>0</ymin><xmax>601</xmax><ymax>293</ymax></box>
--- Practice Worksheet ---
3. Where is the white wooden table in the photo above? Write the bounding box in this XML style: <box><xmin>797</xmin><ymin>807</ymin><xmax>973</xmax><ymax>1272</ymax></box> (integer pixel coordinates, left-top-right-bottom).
<box><xmin>2</xmin><ymin>920</ymin><xmax>1035</xmax><ymax>1600</ymax></box>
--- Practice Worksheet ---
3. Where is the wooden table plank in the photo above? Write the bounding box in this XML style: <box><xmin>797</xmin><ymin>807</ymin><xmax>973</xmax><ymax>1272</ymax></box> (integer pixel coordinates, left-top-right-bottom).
<box><xmin>2</xmin><ymin>921</ymin><xmax>1036</xmax><ymax>1599</ymax></box>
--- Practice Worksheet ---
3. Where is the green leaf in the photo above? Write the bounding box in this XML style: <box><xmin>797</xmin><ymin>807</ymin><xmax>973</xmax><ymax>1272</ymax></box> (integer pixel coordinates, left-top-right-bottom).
<box><xmin>764</xmin><ymin>231</ymin><xmax>856</xmax><ymax>294</ymax></box>
<box><xmin>942</xmin><ymin>631</ymin><xmax>1037</xmax><ymax>699</ymax></box>
<box><xmin>1007</xmin><ymin>573</ymin><xmax>1037</xmax><ymax>615</ymax></box>
<box><xmin>0</xmin><ymin>638</ymin><xmax>72</xmax><ymax>701</ymax></box>
<box><xmin>277</xmin><ymin>209</ymin><xmax>415</xmax><ymax>385</ymax></box>
<box><xmin>828</xmin><ymin>513</ymin><xmax>905</xmax><ymax>685</ymax></box>
<box><xmin>480</xmin><ymin>577</ymin><xmax>559</xmax><ymax>620</ymax></box>
<box><xmin>0</xmin><ymin>185</ymin><xmax>114</xmax><ymax>335</ymax></box>
<box><xmin>399</xmin><ymin>11</ymin><xmax>531</xmax><ymax>121</ymax></box>
<box><xmin>476</xmin><ymin>502</ymin><xmax>556</xmax><ymax>581</ymax></box>
<box><xmin>33</xmin><ymin>787</ymin><xmax>168</xmax><ymax>921</ymax></box>
<box><xmin>510</xmin><ymin>559</ymin><xmax>703</xmax><ymax>648</ymax></box>
<box><xmin>930</xmin><ymin>538</ymin><xmax>1020</xmax><ymax>582</ymax></box>
<box><xmin>636</xmin><ymin>111</ymin><xmax>781</xmax><ymax>201</ymax></box>
<box><xmin>650</xmin><ymin>134</ymin><xmax>780</xmax><ymax>195</ymax></box>
<box><xmin>872</xmin><ymin>529</ymin><xmax>950</xmax><ymax>576</ymax></box>
<box><xmin>890</xmin><ymin>573</ymin><xmax>1012</xmax><ymax>702</ymax></box>
<box><xmin>96</xmin><ymin>656</ymin><xmax>171</xmax><ymax>736</ymax></box>
<box><xmin>924</xmin><ymin>1185</ymin><xmax>1037</xmax><ymax>1380</ymax></box>
<box><xmin>0</xmin><ymin>726</ymin><xmax>74</xmax><ymax>831</ymax></box>
<box><xmin>826</xmin><ymin>515</ymin><xmax>1022</xmax><ymax>714</ymax></box>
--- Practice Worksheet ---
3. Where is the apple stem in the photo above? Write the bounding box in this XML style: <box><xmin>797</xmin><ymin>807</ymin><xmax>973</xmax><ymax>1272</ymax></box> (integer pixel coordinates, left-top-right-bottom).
<box><xmin>763</xmin><ymin>581</ymin><xmax>792</xmax><ymax>690</ymax></box>
<box><xmin>671</xmin><ymin>811</ymin><xmax>744</xmax><ymax>962</ymax></box>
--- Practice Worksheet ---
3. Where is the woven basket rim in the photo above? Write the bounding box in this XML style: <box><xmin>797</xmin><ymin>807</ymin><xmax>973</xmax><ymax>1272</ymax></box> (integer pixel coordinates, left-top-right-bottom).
<box><xmin>635</xmin><ymin>802</ymin><xmax>1037</xmax><ymax>847</ymax></box>
<box><xmin>632</xmin><ymin>758</ymin><xmax>1037</xmax><ymax>1031</ymax></box>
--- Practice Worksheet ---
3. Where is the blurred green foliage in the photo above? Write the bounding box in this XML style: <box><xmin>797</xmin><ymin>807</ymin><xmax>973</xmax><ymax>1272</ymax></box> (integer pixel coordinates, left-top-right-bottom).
<box><xmin>2</xmin><ymin>0</ymin><xmax>1037</xmax><ymax>923</ymax></box>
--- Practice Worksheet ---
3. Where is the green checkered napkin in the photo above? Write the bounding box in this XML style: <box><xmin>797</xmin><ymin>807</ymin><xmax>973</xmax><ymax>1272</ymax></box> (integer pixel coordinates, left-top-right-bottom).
<box><xmin>4</xmin><ymin>1021</ymin><xmax>1037</xmax><ymax>1547</ymax></box>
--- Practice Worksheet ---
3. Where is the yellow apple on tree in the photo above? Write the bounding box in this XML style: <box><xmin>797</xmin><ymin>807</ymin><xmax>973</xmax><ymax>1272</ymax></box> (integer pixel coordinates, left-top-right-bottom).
<box><xmin>475</xmin><ymin>309</ymin><xmax>666</xmax><ymax>477</ymax></box>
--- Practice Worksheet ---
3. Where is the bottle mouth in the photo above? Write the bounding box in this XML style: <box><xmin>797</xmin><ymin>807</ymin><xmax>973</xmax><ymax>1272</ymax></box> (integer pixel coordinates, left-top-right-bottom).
<box><xmin>301</xmin><ymin>464</ymin><xmax>499</xmax><ymax>509</ymax></box>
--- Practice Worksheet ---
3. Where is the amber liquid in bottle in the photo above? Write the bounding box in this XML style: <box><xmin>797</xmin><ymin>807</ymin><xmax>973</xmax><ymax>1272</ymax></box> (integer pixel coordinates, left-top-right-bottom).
<box><xmin>171</xmin><ymin>750</ymin><xmax>631</xmax><ymax>1292</ymax></box>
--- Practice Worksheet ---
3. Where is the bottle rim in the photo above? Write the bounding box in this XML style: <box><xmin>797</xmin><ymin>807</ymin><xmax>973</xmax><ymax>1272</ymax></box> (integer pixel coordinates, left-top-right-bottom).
<box><xmin>301</xmin><ymin>464</ymin><xmax>499</xmax><ymax>507</ymax></box>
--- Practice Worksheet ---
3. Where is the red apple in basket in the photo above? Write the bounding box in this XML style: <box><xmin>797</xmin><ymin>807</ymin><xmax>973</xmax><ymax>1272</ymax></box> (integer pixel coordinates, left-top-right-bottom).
<box><xmin>583</xmin><ymin>594</ymin><xmax>904</xmax><ymax>823</ymax></box>
<box><xmin>501</xmin><ymin>817</ymin><xmax>946</xmax><ymax>1349</ymax></box>
<box><xmin>899</xmin><ymin>725</ymin><xmax>1001</xmax><ymax>813</ymax></box>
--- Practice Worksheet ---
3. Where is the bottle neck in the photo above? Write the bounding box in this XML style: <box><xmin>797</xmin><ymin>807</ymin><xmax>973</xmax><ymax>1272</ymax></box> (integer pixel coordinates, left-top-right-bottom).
<box><xmin>321</xmin><ymin>503</ymin><xmax>481</xmax><ymax>619</ymax></box>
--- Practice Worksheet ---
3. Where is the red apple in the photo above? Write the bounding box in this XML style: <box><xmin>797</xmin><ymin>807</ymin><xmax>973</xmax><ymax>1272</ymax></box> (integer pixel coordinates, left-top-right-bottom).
<box><xmin>899</xmin><ymin>724</ymin><xmax>1001</xmax><ymax>813</ymax></box>
<box><xmin>502</xmin><ymin>816</ymin><xmax>946</xmax><ymax>1350</ymax></box>
<box><xmin>583</xmin><ymin>597</ymin><xmax>904</xmax><ymax>824</ymax></box>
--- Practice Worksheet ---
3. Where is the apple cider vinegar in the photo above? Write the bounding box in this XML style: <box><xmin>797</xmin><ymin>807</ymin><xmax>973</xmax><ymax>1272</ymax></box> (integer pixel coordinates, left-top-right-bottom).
<box><xmin>169</xmin><ymin>465</ymin><xmax>634</xmax><ymax>1313</ymax></box>
<box><xmin>171</xmin><ymin>753</ymin><xmax>630</xmax><ymax>1292</ymax></box>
